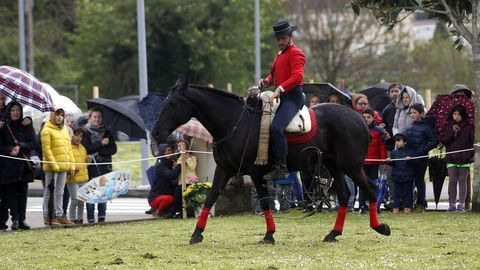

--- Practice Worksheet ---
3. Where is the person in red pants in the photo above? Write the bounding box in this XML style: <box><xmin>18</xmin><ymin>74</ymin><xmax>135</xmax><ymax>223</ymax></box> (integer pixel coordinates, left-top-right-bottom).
<box><xmin>148</xmin><ymin>144</ymin><xmax>181</xmax><ymax>216</ymax></box>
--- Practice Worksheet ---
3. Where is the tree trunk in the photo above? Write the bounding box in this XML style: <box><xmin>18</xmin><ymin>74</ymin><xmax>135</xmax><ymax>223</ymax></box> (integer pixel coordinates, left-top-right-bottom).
<box><xmin>471</xmin><ymin>42</ymin><xmax>480</xmax><ymax>212</ymax></box>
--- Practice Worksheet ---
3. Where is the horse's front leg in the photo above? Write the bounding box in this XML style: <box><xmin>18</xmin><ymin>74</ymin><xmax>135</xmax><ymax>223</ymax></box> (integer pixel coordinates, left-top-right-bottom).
<box><xmin>252</xmin><ymin>173</ymin><xmax>276</xmax><ymax>244</ymax></box>
<box><xmin>190</xmin><ymin>166</ymin><xmax>233</xmax><ymax>245</ymax></box>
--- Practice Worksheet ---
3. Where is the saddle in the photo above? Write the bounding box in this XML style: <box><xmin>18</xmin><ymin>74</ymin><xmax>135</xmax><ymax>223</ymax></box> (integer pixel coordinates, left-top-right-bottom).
<box><xmin>258</xmin><ymin>91</ymin><xmax>311</xmax><ymax>134</ymax></box>
<box><xmin>254</xmin><ymin>91</ymin><xmax>316</xmax><ymax>165</ymax></box>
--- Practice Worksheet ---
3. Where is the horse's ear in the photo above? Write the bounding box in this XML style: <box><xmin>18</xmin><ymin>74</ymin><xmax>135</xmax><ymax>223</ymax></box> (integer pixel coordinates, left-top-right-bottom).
<box><xmin>181</xmin><ymin>72</ymin><xmax>189</xmax><ymax>91</ymax></box>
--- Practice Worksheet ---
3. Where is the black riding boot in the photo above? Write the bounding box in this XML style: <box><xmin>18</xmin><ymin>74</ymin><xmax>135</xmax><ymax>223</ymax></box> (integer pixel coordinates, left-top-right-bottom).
<box><xmin>263</xmin><ymin>157</ymin><xmax>289</xmax><ymax>181</ymax></box>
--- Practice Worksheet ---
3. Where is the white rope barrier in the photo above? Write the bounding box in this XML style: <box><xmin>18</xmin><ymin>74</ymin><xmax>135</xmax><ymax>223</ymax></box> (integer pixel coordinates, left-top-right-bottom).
<box><xmin>0</xmin><ymin>146</ymin><xmax>477</xmax><ymax>165</ymax></box>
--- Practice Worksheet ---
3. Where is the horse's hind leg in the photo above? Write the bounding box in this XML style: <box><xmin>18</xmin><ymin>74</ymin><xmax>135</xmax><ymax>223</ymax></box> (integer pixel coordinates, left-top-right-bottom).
<box><xmin>348</xmin><ymin>169</ymin><xmax>391</xmax><ymax>237</ymax></box>
<box><xmin>323</xmin><ymin>171</ymin><xmax>349</xmax><ymax>242</ymax></box>
<box><xmin>253</xmin><ymin>174</ymin><xmax>276</xmax><ymax>244</ymax></box>
<box><xmin>190</xmin><ymin>166</ymin><xmax>233</xmax><ymax>245</ymax></box>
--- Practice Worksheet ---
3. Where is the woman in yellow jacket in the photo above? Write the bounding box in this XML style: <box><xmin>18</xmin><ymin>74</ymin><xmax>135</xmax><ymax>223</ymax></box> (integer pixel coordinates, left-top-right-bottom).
<box><xmin>41</xmin><ymin>107</ymin><xmax>75</xmax><ymax>225</ymax></box>
<box><xmin>66</xmin><ymin>128</ymin><xmax>90</xmax><ymax>224</ymax></box>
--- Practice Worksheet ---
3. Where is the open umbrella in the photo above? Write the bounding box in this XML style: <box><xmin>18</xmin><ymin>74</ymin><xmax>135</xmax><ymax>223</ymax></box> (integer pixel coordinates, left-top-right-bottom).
<box><xmin>426</xmin><ymin>94</ymin><xmax>474</xmax><ymax>137</ymax></box>
<box><xmin>77</xmin><ymin>170</ymin><xmax>131</xmax><ymax>204</ymax></box>
<box><xmin>359</xmin><ymin>82</ymin><xmax>391</xmax><ymax>113</ymax></box>
<box><xmin>87</xmin><ymin>98</ymin><xmax>147</xmax><ymax>139</ymax></box>
<box><xmin>138</xmin><ymin>92</ymin><xmax>167</xmax><ymax>132</ymax></box>
<box><xmin>302</xmin><ymin>83</ymin><xmax>352</xmax><ymax>107</ymax></box>
<box><xmin>176</xmin><ymin>118</ymin><xmax>213</xmax><ymax>143</ymax></box>
<box><xmin>0</xmin><ymin>65</ymin><xmax>54</xmax><ymax>112</ymax></box>
<box><xmin>428</xmin><ymin>155</ymin><xmax>448</xmax><ymax>209</ymax></box>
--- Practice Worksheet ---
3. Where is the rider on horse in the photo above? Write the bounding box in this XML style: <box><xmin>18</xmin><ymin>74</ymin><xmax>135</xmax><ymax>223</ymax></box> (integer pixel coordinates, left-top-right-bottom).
<box><xmin>259</xmin><ymin>20</ymin><xmax>306</xmax><ymax>181</ymax></box>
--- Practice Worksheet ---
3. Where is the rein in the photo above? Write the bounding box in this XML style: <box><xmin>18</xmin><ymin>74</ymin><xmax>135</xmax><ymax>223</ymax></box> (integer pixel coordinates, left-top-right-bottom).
<box><xmin>212</xmin><ymin>99</ymin><xmax>259</xmax><ymax>147</ymax></box>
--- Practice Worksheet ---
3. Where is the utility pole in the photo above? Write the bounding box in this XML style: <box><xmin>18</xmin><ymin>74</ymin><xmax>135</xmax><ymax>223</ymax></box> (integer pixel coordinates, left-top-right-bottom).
<box><xmin>25</xmin><ymin>0</ymin><xmax>34</xmax><ymax>74</ymax></box>
<box><xmin>136</xmin><ymin>0</ymin><xmax>150</xmax><ymax>185</ymax></box>
<box><xmin>18</xmin><ymin>0</ymin><xmax>26</xmax><ymax>71</ymax></box>
<box><xmin>254</xmin><ymin>0</ymin><xmax>261</xmax><ymax>84</ymax></box>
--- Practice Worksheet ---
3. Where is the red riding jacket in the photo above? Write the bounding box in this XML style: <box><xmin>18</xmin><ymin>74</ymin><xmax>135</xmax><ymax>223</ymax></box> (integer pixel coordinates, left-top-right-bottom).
<box><xmin>265</xmin><ymin>43</ymin><xmax>306</xmax><ymax>92</ymax></box>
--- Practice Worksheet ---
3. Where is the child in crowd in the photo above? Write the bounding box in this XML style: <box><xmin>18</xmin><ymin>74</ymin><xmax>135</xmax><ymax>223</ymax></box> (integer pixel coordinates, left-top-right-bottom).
<box><xmin>66</xmin><ymin>128</ymin><xmax>90</xmax><ymax>224</ymax></box>
<box><xmin>387</xmin><ymin>134</ymin><xmax>416</xmax><ymax>214</ymax></box>
<box><xmin>41</xmin><ymin>107</ymin><xmax>75</xmax><ymax>225</ymax></box>
<box><xmin>439</xmin><ymin>105</ymin><xmax>474</xmax><ymax>212</ymax></box>
<box><xmin>359</xmin><ymin>108</ymin><xmax>387</xmax><ymax>214</ymax></box>
<box><xmin>404</xmin><ymin>103</ymin><xmax>437</xmax><ymax>212</ymax></box>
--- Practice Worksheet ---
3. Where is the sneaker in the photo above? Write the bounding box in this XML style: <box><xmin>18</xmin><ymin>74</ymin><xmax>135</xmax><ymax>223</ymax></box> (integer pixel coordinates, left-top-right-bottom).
<box><xmin>359</xmin><ymin>207</ymin><xmax>367</xmax><ymax>215</ymax></box>
<box><xmin>145</xmin><ymin>208</ymin><xmax>154</xmax><ymax>215</ymax></box>
<box><xmin>404</xmin><ymin>208</ymin><xmax>411</xmax><ymax>214</ymax></box>
<box><xmin>74</xmin><ymin>219</ymin><xmax>84</xmax><ymax>224</ymax></box>
<box><xmin>44</xmin><ymin>218</ymin><xmax>60</xmax><ymax>226</ymax></box>
<box><xmin>392</xmin><ymin>208</ymin><xmax>400</xmax><ymax>214</ymax></box>
<box><xmin>457</xmin><ymin>204</ymin><xmax>465</xmax><ymax>212</ymax></box>
<box><xmin>56</xmin><ymin>217</ymin><xmax>74</xmax><ymax>225</ymax></box>
<box><xmin>98</xmin><ymin>217</ymin><xmax>105</xmax><ymax>223</ymax></box>
<box><xmin>447</xmin><ymin>205</ymin><xmax>456</xmax><ymax>212</ymax></box>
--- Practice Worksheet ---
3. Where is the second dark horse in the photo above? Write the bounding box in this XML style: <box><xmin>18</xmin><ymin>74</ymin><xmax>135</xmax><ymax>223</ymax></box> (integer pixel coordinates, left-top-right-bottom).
<box><xmin>153</xmin><ymin>79</ymin><xmax>391</xmax><ymax>244</ymax></box>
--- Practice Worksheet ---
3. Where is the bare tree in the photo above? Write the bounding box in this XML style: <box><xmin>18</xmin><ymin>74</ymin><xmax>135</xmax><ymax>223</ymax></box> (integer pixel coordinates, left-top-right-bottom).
<box><xmin>285</xmin><ymin>0</ymin><xmax>410</xmax><ymax>89</ymax></box>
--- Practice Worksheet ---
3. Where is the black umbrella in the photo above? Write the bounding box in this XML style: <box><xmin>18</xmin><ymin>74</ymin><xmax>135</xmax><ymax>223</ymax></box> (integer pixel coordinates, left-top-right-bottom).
<box><xmin>428</xmin><ymin>155</ymin><xmax>448</xmax><ymax>209</ymax></box>
<box><xmin>302</xmin><ymin>83</ymin><xmax>352</xmax><ymax>107</ymax></box>
<box><xmin>359</xmin><ymin>82</ymin><xmax>391</xmax><ymax>112</ymax></box>
<box><xmin>87</xmin><ymin>98</ymin><xmax>147</xmax><ymax>139</ymax></box>
<box><xmin>138</xmin><ymin>92</ymin><xmax>167</xmax><ymax>132</ymax></box>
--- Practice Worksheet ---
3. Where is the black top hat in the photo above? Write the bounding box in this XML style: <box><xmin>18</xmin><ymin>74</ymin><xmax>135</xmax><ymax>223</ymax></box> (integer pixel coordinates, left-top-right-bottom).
<box><xmin>270</xmin><ymin>20</ymin><xmax>298</xmax><ymax>37</ymax></box>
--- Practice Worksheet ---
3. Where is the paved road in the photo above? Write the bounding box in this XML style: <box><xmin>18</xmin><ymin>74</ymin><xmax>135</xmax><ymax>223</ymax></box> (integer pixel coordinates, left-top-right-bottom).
<box><xmin>2</xmin><ymin>197</ymin><xmax>154</xmax><ymax>230</ymax></box>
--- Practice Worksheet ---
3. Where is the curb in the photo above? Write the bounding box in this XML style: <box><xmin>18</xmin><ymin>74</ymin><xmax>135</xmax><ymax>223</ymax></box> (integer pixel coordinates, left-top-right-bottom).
<box><xmin>28</xmin><ymin>188</ymin><xmax>149</xmax><ymax>198</ymax></box>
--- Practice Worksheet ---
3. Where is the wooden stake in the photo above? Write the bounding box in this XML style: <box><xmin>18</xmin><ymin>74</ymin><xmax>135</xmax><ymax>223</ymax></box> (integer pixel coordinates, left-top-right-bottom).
<box><xmin>179</xmin><ymin>141</ymin><xmax>188</xmax><ymax>219</ymax></box>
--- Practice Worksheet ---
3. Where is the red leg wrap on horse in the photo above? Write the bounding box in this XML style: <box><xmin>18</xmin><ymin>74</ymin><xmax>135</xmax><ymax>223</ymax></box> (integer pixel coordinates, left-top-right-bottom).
<box><xmin>369</xmin><ymin>202</ymin><xmax>380</xmax><ymax>228</ymax></box>
<box><xmin>333</xmin><ymin>206</ymin><xmax>348</xmax><ymax>232</ymax></box>
<box><xmin>263</xmin><ymin>210</ymin><xmax>275</xmax><ymax>232</ymax></box>
<box><xmin>196</xmin><ymin>207</ymin><xmax>211</xmax><ymax>230</ymax></box>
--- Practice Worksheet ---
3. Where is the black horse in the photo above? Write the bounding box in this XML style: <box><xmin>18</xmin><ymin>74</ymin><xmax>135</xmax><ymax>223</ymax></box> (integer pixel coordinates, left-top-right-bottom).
<box><xmin>153</xmin><ymin>79</ymin><xmax>390</xmax><ymax>244</ymax></box>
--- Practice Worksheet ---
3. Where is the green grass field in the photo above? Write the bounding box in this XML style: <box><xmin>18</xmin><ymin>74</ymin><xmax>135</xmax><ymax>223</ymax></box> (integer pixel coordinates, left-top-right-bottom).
<box><xmin>1</xmin><ymin>211</ymin><xmax>479</xmax><ymax>269</ymax></box>
<box><xmin>112</xmin><ymin>141</ymin><xmax>156</xmax><ymax>185</ymax></box>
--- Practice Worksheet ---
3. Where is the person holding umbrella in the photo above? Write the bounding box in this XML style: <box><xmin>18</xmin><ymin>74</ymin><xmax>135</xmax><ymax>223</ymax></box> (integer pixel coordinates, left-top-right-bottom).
<box><xmin>0</xmin><ymin>101</ymin><xmax>38</xmax><ymax>230</ymax></box>
<box><xmin>41</xmin><ymin>107</ymin><xmax>76</xmax><ymax>225</ymax></box>
<box><xmin>82</xmin><ymin>106</ymin><xmax>117</xmax><ymax>223</ymax></box>
<box><xmin>439</xmin><ymin>105</ymin><xmax>474</xmax><ymax>212</ymax></box>
<box><xmin>259</xmin><ymin>20</ymin><xmax>306</xmax><ymax>180</ymax></box>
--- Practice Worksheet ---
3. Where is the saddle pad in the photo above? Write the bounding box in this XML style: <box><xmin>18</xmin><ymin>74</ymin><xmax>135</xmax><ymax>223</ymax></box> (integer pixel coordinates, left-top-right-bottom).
<box><xmin>259</xmin><ymin>91</ymin><xmax>312</xmax><ymax>134</ymax></box>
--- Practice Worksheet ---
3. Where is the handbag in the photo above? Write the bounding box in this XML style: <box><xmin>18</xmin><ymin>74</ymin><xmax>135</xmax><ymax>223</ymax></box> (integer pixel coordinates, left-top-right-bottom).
<box><xmin>6</xmin><ymin>123</ymin><xmax>37</xmax><ymax>173</ymax></box>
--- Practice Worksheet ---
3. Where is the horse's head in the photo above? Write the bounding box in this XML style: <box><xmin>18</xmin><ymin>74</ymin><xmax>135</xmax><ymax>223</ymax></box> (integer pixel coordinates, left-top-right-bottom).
<box><xmin>152</xmin><ymin>78</ymin><xmax>195</xmax><ymax>143</ymax></box>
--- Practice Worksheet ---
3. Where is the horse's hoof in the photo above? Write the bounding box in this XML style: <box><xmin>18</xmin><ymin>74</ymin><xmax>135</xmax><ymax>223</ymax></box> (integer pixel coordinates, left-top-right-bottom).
<box><xmin>189</xmin><ymin>234</ymin><xmax>204</xmax><ymax>245</ymax></box>
<box><xmin>322</xmin><ymin>230</ymin><xmax>341</xmax><ymax>243</ymax></box>
<box><xmin>373</xmin><ymin>223</ymin><xmax>391</xmax><ymax>236</ymax></box>
<box><xmin>260</xmin><ymin>232</ymin><xmax>275</xmax><ymax>245</ymax></box>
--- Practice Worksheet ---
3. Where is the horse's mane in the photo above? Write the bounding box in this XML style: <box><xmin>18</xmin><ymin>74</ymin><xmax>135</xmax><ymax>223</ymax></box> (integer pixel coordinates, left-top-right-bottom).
<box><xmin>189</xmin><ymin>84</ymin><xmax>243</xmax><ymax>102</ymax></box>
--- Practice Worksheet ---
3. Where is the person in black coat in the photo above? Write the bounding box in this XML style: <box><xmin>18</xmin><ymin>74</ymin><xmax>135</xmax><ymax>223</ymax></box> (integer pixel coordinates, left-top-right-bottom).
<box><xmin>387</xmin><ymin>134</ymin><xmax>416</xmax><ymax>214</ymax></box>
<box><xmin>0</xmin><ymin>101</ymin><xmax>37</xmax><ymax>230</ymax></box>
<box><xmin>404</xmin><ymin>103</ymin><xmax>438</xmax><ymax>212</ymax></box>
<box><xmin>381</xmin><ymin>83</ymin><xmax>402</xmax><ymax>209</ymax></box>
<box><xmin>148</xmin><ymin>144</ymin><xmax>181</xmax><ymax>216</ymax></box>
<box><xmin>81</xmin><ymin>107</ymin><xmax>117</xmax><ymax>223</ymax></box>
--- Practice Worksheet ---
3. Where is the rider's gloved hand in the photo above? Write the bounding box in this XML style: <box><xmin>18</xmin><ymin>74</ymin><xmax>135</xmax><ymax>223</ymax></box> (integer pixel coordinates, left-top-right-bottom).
<box><xmin>269</xmin><ymin>85</ymin><xmax>284</xmax><ymax>103</ymax></box>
